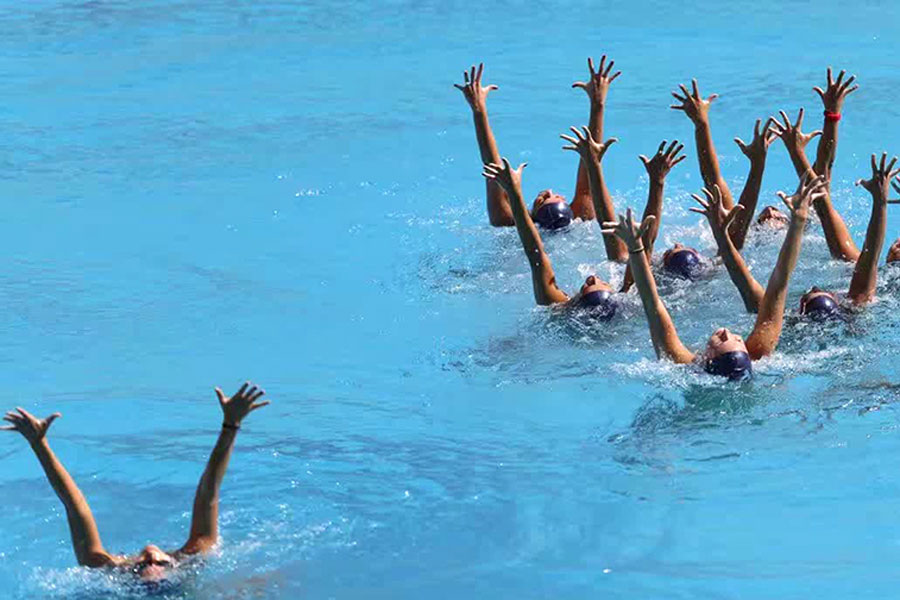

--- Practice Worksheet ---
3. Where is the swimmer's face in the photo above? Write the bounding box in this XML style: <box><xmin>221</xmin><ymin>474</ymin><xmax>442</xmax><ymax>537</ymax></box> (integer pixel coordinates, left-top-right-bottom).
<box><xmin>580</xmin><ymin>275</ymin><xmax>612</xmax><ymax>295</ymax></box>
<box><xmin>704</xmin><ymin>328</ymin><xmax>748</xmax><ymax>359</ymax></box>
<box><xmin>530</xmin><ymin>189</ymin><xmax>566</xmax><ymax>214</ymax></box>
<box><xmin>133</xmin><ymin>545</ymin><xmax>175</xmax><ymax>581</ymax></box>
<box><xmin>799</xmin><ymin>287</ymin><xmax>838</xmax><ymax>314</ymax></box>
<box><xmin>888</xmin><ymin>238</ymin><xmax>900</xmax><ymax>264</ymax></box>
<box><xmin>756</xmin><ymin>206</ymin><xmax>790</xmax><ymax>229</ymax></box>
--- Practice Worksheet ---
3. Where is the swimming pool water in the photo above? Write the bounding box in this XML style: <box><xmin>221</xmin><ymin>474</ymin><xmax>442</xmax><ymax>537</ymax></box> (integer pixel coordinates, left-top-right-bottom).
<box><xmin>2</xmin><ymin>1</ymin><xmax>900</xmax><ymax>598</ymax></box>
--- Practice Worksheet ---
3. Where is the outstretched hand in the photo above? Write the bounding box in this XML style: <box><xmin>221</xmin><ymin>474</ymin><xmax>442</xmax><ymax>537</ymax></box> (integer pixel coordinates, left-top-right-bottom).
<box><xmin>857</xmin><ymin>152</ymin><xmax>900</xmax><ymax>203</ymax></box>
<box><xmin>482</xmin><ymin>158</ymin><xmax>526</xmax><ymax>196</ymax></box>
<box><xmin>639</xmin><ymin>140</ymin><xmax>685</xmax><ymax>182</ymax></box>
<box><xmin>769</xmin><ymin>109</ymin><xmax>822</xmax><ymax>155</ymax></box>
<box><xmin>734</xmin><ymin>118</ymin><xmax>777</xmax><ymax>163</ymax></box>
<box><xmin>813</xmin><ymin>67</ymin><xmax>858</xmax><ymax>114</ymax></box>
<box><xmin>601</xmin><ymin>208</ymin><xmax>655</xmax><ymax>251</ymax></box>
<box><xmin>572</xmin><ymin>55</ymin><xmax>621</xmax><ymax>106</ymax></box>
<box><xmin>689</xmin><ymin>184</ymin><xmax>742</xmax><ymax>235</ymax></box>
<box><xmin>216</xmin><ymin>382</ymin><xmax>269</xmax><ymax>428</ymax></box>
<box><xmin>560</xmin><ymin>126</ymin><xmax>617</xmax><ymax>165</ymax></box>
<box><xmin>454</xmin><ymin>63</ymin><xmax>498</xmax><ymax>111</ymax></box>
<box><xmin>2</xmin><ymin>408</ymin><xmax>61</xmax><ymax>445</ymax></box>
<box><xmin>670</xmin><ymin>79</ymin><xmax>718</xmax><ymax>125</ymax></box>
<box><xmin>777</xmin><ymin>174</ymin><xmax>828</xmax><ymax>220</ymax></box>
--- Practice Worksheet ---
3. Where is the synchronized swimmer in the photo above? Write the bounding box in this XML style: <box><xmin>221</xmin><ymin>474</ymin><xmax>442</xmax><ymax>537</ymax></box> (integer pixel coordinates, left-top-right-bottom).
<box><xmin>457</xmin><ymin>59</ymin><xmax>900</xmax><ymax>379</ymax></box>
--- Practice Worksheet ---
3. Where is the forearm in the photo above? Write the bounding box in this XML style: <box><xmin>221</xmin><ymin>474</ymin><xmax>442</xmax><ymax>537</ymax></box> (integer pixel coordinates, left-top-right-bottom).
<box><xmin>729</xmin><ymin>160</ymin><xmax>765</xmax><ymax>249</ymax></box>
<box><xmin>712</xmin><ymin>229</ymin><xmax>764</xmax><ymax>313</ymax></box>
<box><xmin>621</xmin><ymin>182</ymin><xmax>664</xmax><ymax>292</ymax></box>
<box><xmin>693</xmin><ymin>121</ymin><xmax>734</xmax><ymax>209</ymax></box>
<box><xmin>628</xmin><ymin>250</ymin><xmax>694</xmax><ymax>363</ymax></box>
<box><xmin>848</xmin><ymin>201</ymin><xmax>887</xmax><ymax>304</ymax></box>
<box><xmin>813</xmin><ymin>119</ymin><xmax>839</xmax><ymax>176</ymax></box>
<box><xmin>31</xmin><ymin>440</ymin><xmax>109</xmax><ymax>566</ymax></box>
<box><xmin>471</xmin><ymin>107</ymin><xmax>501</xmax><ymax>165</ymax></box>
<box><xmin>570</xmin><ymin>102</ymin><xmax>605</xmax><ymax>222</ymax></box>
<box><xmin>585</xmin><ymin>160</ymin><xmax>627</xmax><ymax>262</ymax></box>
<box><xmin>186</xmin><ymin>427</ymin><xmax>238</xmax><ymax>548</ymax></box>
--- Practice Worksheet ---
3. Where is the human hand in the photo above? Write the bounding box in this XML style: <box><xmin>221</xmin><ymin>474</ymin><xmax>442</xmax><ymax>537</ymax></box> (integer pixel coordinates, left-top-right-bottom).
<box><xmin>812</xmin><ymin>67</ymin><xmax>858</xmax><ymax>114</ymax></box>
<box><xmin>734</xmin><ymin>118</ymin><xmax>776</xmax><ymax>163</ymax></box>
<box><xmin>670</xmin><ymin>79</ymin><xmax>718</xmax><ymax>126</ymax></box>
<box><xmin>689</xmin><ymin>184</ymin><xmax>742</xmax><ymax>235</ymax></box>
<box><xmin>777</xmin><ymin>173</ymin><xmax>828</xmax><ymax>221</ymax></box>
<box><xmin>560</xmin><ymin>125</ymin><xmax>617</xmax><ymax>165</ymax></box>
<box><xmin>601</xmin><ymin>208</ymin><xmax>655</xmax><ymax>252</ymax></box>
<box><xmin>216</xmin><ymin>382</ymin><xmax>269</xmax><ymax>428</ymax></box>
<box><xmin>2</xmin><ymin>407</ymin><xmax>61</xmax><ymax>446</ymax></box>
<box><xmin>572</xmin><ymin>55</ymin><xmax>621</xmax><ymax>106</ymax></box>
<box><xmin>856</xmin><ymin>153</ymin><xmax>900</xmax><ymax>204</ymax></box>
<box><xmin>454</xmin><ymin>63</ymin><xmax>498</xmax><ymax>111</ymax></box>
<box><xmin>482</xmin><ymin>158</ymin><xmax>526</xmax><ymax>197</ymax></box>
<box><xmin>769</xmin><ymin>109</ymin><xmax>822</xmax><ymax>156</ymax></box>
<box><xmin>639</xmin><ymin>140</ymin><xmax>686</xmax><ymax>183</ymax></box>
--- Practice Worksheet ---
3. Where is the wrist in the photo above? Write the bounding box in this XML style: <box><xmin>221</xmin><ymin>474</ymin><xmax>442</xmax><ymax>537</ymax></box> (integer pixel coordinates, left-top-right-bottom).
<box><xmin>221</xmin><ymin>421</ymin><xmax>240</xmax><ymax>432</ymax></box>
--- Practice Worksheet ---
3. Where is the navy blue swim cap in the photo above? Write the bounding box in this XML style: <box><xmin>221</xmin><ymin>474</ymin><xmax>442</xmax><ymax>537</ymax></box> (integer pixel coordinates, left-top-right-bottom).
<box><xmin>802</xmin><ymin>293</ymin><xmax>839</xmax><ymax>320</ymax></box>
<box><xmin>580</xmin><ymin>289</ymin><xmax>617</xmax><ymax>320</ymax></box>
<box><xmin>534</xmin><ymin>201</ymin><xmax>574</xmax><ymax>230</ymax></box>
<box><xmin>705</xmin><ymin>351</ymin><xmax>753</xmax><ymax>381</ymax></box>
<box><xmin>665</xmin><ymin>248</ymin><xmax>702</xmax><ymax>280</ymax></box>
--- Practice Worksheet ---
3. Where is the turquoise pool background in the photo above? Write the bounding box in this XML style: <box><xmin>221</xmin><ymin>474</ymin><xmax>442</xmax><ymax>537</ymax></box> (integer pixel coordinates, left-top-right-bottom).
<box><xmin>2</xmin><ymin>1</ymin><xmax>900</xmax><ymax>598</ymax></box>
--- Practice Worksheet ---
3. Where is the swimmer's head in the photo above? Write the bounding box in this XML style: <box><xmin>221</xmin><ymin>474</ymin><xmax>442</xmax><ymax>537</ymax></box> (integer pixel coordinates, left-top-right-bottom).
<box><xmin>703</xmin><ymin>328</ymin><xmax>752</xmax><ymax>381</ymax></box>
<box><xmin>531</xmin><ymin>190</ymin><xmax>573</xmax><ymax>230</ymax></box>
<box><xmin>662</xmin><ymin>244</ymin><xmax>702</xmax><ymax>280</ymax></box>
<box><xmin>756</xmin><ymin>205</ymin><xmax>790</xmax><ymax>229</ymax></box>
<box><xmin>887</xmin><ymin>238</ymin><xmax>900</xmax><ymax>264</ymax></box>
<box><xmin>799</xmin><ymin>287</ymin><xmax>840</xmax><ymax>320</ymax></box>
<box><xmin>131</xmin><ymin>545</ymin><xmax>176</xmax><ymax>581</ymax></box>
<box><xmin>579</xmin><ymin>275</ymin><xmax>616</xmax><ymax>320</ymax></box>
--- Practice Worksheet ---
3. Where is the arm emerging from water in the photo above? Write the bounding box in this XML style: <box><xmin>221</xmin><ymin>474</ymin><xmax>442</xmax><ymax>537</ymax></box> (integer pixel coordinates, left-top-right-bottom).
<box><xmin>483</xmin><ymin>159</ymin><xmax>570</xmax><ymax>305</ymax></box>
<box><xmin>691</xmin><ymin>184</ymin><xmax>764</xmax><ymax>313</ymax></box>
<box><xmin>812</xmin><ymin>67</ymin><xmax>858</xmax><ymax>179</ymax></box>
<box><xmin>454</xmin><ymin>63</ymin><xmax>514</xmax><ymax>227</ymax></box>
<box><xmin>745</xmin><ymin>175</ymin><xmax>828</xmax><ymax>359</ymax></box>
<box><xmin>2</xmin><ymin>408</ymin><xmax>117</xmax><ymax>568</ymax></box>
<box><xmin>180</xmin><ymin>382</ymin><xmax>270</xmax><ymax>555</ymax></box>
<box><xmin>671</xmin><ymin>79</ymin><xmax>734</xmax><ymax>210</ymax></box>
<box><xmin>571</xmin><ymin>55</ymin><xmax>622</xmax><ymax>227</ymax></box>
<box><xmin>730</xmin><ymin>119</ymin><xmax>776</xmax><ymax>249</ymax></box>
<box><xmin>602</xmin><ymin>209</ymin><xmax>695</xmax><ymax>363</ymax></box>
<box><xmin>847</xmin><ymin>154</ymin><xmax>900</xmax><ymax>305</ymax></box>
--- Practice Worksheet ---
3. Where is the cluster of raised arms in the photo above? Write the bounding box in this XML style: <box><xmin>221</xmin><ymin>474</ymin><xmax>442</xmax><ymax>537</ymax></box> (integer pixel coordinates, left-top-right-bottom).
<box><xmin>457</xmin><ymin>60</ymin><xmax>900</xmax><ymax>381</ymax></box>
<box><xmin>2</xmin><ymin>382</ymin><xmax>269</xmax><ymax>583</ymax></box>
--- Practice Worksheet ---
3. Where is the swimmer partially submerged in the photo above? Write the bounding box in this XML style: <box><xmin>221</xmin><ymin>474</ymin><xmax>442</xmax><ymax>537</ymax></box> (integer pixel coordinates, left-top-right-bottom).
<box><xmin>1</xmin><ymin>382</ymin><xmax>269</xmax><ymax>581</ymax></box>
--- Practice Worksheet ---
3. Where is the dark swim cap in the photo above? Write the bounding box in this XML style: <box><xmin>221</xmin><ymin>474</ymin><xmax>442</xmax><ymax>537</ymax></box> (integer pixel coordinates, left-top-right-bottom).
<box><xmin>580</xmin><ymin>289</ymin><xmax>617</xmax><ymax>320</ymax></box>
<box><xmin>705</xmin><ymin>351</ymin><xmax>753</xmax><ymax>381</ymax></box>
<box><xmin>665</xmin><ymin>248</ymin><xmax>702</xmax><ymax>280</ymax></box>
<box><xmin>802</xmin><ymin>294</ymin><xmax>839</xmax><ymax>320</ymax></box>
<box><xmin>534</xmin><ymin>201</ymin><xmax>574</xmax><ymax>230</ymax></box>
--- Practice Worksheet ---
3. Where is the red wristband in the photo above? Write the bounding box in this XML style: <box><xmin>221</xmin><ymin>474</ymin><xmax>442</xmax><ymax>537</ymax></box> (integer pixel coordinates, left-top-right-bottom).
<box><xmin>824</xmin><ymin>111</ymin><xmax>841</xmax><ymax>122</ymax></box>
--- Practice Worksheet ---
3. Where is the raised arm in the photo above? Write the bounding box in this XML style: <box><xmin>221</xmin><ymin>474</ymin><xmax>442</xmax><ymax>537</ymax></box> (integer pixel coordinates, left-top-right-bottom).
<box><xmin>483</xmin><ymin>159</ymin><xmax>569</xmax><ymax>305</ymax></box>
<box><xmin>454</xmin><ymin>64</ymin><xmax>514</xmax><ymax>227</ymax></box>
<box><xmin>771</xmin><ymin>109</ymin><xmax>859</xmax><ymax>261</ymax></box>
<box><xmin>690</xmin><ymin>185</ymin><xmax>764</xmax><ymax>313</ymax></box>
<box><xmin>812</xmin><ymin>67</ymin><xmax>858</xmax><ymax>177</ymax></box>
<box><xmin>559</xmin><ymin>125</ymin><xmax>626</xmax><ymax>262</ymax></box>
<box><xmin>2</xmin><ymin>408</ymin><xmax>115</xmax><ymax>568</ymax></box>
<box><xmin>671</xmin><ymin>79</ymin><xmax>734</xmax><ymax>210</ymax></box>
<box><xmin>730</xmin><ymin>119</ymin><xmax>776</xmax><ymax>249</ymax></box>
<box><xmin>570</xmin><ymin>56</ymin><xmax>622</xmax><ymax>223</ymax></box>
<box><xmin>848</xmin><ymin>154</ymin><xmax>900</xmax><ymax>304</ymax></box>
<box><xmin>619</xmin><ymin>141</ymin><xmax>686</xmax><ymax>292</ymax></box>
<box><xmin>746</xmin><ymin>175</ymin><xmax>828</xmax><ymax>359</ymax></box>
<box><xmin>180</xmin><ymin>383</ymin><xmax>269</xmax><ymax>555</ymax></box>
<box><xmin>602</xmin><ymin>209</ymin><xmax>695</xmax><ymax>363</ymax></box>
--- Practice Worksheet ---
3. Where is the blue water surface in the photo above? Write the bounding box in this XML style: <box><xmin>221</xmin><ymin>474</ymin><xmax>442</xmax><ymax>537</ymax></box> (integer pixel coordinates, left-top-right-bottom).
<box><xmin>2</xmin><ymin>1</ymin><xmax>900</xmax><ymax>598</ymax></box>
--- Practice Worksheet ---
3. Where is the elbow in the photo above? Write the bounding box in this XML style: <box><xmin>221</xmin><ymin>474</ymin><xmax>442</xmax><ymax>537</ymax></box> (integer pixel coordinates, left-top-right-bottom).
<box><xmin>80</xmin><ymin>551</ymin><xmax>114</xmax><ymax>569</ymax></box>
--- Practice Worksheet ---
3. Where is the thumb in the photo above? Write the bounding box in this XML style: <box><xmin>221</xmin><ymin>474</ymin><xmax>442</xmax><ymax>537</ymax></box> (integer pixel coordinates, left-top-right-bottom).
<box><xmin>215</xmin><ymin>387</ymin><xmax>227</xmax><ymax>407</ymax></box>
<box><xmin>45</xmin><ymin>413</ymin><xmax>61</xmax><ymax>426</ymax></box>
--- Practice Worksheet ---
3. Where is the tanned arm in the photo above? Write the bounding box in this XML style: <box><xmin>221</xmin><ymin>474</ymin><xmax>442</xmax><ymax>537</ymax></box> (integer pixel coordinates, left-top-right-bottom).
<box><xmin>180</xmin><ymin>382</ymin><xmax>270</xmax><ymax>555</ymax></box>
<box><xmin>746</xmin><ymin>175</ymin><xmax>828</xmax><ymax>359</ymax></box>
<box><xmin>483</xmin><ymin>159</ymin><xmax>570</xmax><ymax>305</ymax></box>
<box><xmin>730</xmin><ymin>119</ymin><xmax>776</xmax><ymax>249</ymax></box>
<box><xmin>602</xmin><ymin>209</ymin><xmax>695</xmax><ymax>363</ymax></box>
<box><xmin>812</xmin><ymin>67</ymin><xmax>858</xmax><ymax>179</ymax></box>
<box><xmin>671</xmin><ymin>79</ymin><xmax>734</xmax><ymax>210</ymax></box>
<box><xmin>455</xmin><ymin>63</ymin><xmax>514</xmax><ymax>227</ymax></box>
<box><xmin>847</xmin><ymin>154</ymin><xmax>900</xmax><ymax>305</ymax></box>
<box><xmin>2</xmin><ymin>408</ymin><xmax>116</xmax><ymax>568</ymax></box>
<box><xmin>571</xmin><ymin>56</ymin><xmax>627</xmax><ymax>260</ymax></box>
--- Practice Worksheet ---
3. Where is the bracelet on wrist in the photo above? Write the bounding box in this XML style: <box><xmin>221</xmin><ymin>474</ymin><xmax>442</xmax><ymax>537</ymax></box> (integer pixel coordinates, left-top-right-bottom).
<box><xmin>824</xmin><ymin>111</ymin><xmax>841</xmax><ymax>122</ymax></box>
<box><xmin>222</xmin><ymin>421</ymin><xmax>240</xmax><ymax>431</ymax></box>
<box><xmin>629</xmin><ymin>245</ymin><xmax>646</xmax><ymax>255</ymax></box>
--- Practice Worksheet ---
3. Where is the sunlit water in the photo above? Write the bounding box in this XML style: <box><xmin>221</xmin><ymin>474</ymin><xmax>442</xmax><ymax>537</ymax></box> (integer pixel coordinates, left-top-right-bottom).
<box><xmin>2</xmin><ymin>2</ymin><xmax>900</xmax><ymax>598</ymax></box>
